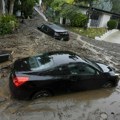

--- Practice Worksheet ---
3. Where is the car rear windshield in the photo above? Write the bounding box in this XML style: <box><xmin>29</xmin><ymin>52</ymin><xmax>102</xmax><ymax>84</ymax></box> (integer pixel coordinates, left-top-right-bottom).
<box><xmin>14</xmin><ymin>55</ymin><xmax>54</xmax><ymax>71</ymax></box>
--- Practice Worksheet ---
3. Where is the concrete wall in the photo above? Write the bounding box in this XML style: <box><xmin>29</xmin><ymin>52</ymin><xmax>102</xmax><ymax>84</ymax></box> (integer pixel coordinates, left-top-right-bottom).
<box><xmin>60</xmin><ymin>7</ymin><xmax>111</xmax><ymax>28</ymax></box>
<box><xmin>98</xmin><ymin>13</ymin><xmax>111</xmax><ymax>27</ymax></box>
<box><xmin>80</xmin><ymin>8</ymin><xmax>111</xmax><ymax>28</ymax></box>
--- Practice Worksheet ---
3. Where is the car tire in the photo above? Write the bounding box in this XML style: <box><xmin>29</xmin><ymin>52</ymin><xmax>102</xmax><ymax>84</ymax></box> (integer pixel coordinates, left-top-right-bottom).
<box><xmin>32</xmin><ymin>90</ymin><xmax>52</xmax><ymax>100</ymax></box>
<box><xmin>102</xmin><ymin>81</ymin><xmax>113</xmax><ymax>88</ymax></box>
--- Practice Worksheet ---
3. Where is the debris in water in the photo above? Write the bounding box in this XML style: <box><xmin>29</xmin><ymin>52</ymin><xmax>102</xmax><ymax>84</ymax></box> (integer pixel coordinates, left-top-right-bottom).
<box><xmin>100</xmin><ymin>112</ymin><xmax>108</xmax><ymax>120</ymax></box>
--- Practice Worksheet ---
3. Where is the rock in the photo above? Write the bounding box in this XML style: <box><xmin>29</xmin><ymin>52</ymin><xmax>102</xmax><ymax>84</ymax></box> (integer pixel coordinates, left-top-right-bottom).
<box><xmin>100</xmin><ymin>112</ymin><xmax>108</xmax><ymax>120</ymax></box>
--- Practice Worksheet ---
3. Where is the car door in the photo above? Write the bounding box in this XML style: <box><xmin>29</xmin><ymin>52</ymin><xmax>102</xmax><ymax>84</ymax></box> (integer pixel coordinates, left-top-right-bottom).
<box><xmin>43</xmin><ymin>65</ymin><xmax>70</xmax><ymax>94</ymax></box>
<box><xmin>47</xmin><ymin>28</ymin><xmax>54</xmax><ymax>37</ymax></box>
<box><xmin>67</xmin><ymin>63</ymin><xmax>105</xmax><ymax>91</ymax></box>
<box><xmin>40</xmin><ymin>25</ymin><xmax>48</xmax><ymax>33</ymax></box>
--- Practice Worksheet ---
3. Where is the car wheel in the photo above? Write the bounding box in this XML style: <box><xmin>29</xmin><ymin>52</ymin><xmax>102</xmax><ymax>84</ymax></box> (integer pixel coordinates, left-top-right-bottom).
<box><xmin>102</xmin><ymin>81</ymin><xmax>113</xmax><ymax>88</ymax></box>
<box><xmin>32</xmin><ymin>90</ymin><xmax>52</xmax><ymax>100</ymax></box>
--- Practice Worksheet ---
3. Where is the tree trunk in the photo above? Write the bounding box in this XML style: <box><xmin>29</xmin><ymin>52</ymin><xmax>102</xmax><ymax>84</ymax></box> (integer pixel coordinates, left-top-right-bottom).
<box><xmin>0</xmin><ymin>0</ymin><xmax>3</xmax><ymax>14</ymax></box>
<box><xmin>0</xmin><ymin>0</ymin><xmax>5</xmax><ymax>15</ymax></box>
<box><xmin>9</xmin><ymin>0</ymin><xmax>15</xmax><ymax>15</ymax></box>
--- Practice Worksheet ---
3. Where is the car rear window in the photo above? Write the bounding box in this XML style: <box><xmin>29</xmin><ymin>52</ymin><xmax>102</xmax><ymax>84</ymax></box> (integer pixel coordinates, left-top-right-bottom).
<box><xmin>14</xmin><ymin>55</ymin><xmax>54</xmax><ymax>71</ymax></box>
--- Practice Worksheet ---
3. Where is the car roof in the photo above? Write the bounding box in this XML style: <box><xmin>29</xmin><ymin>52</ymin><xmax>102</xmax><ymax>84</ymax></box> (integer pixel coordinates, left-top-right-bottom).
<box><xmin>41</xmin><ymin>51</ymin><xmax>86</xmax><ymax>67</ymax></box>
<box><xmin>14</xmin><ymin>51</ymin><xmax>87</xmax><ymax>72</ymax></box>
<box><xmin>43</xmin><ymin>23</ymin><xmax>68</xmax><ymax>32</ymax></box>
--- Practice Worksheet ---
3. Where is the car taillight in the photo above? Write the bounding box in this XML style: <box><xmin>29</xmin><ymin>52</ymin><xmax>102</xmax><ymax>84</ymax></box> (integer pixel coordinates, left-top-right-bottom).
<box><xmin>13</xmin><ymin>76</ymin><xmax>29</xmax><ymax>87</ymax></box>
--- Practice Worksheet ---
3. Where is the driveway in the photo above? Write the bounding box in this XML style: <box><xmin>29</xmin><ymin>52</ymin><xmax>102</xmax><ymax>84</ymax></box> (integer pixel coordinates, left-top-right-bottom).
<box><xmin>104</xmin><ymin>31</ymin><xmax>120</xmax><ymax>44</ymax></box>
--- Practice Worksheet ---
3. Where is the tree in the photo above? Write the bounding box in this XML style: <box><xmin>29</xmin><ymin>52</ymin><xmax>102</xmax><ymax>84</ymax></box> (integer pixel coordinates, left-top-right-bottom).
<box><xmin>111</xmin><ymin>0</ymin><xmax>120</xmax><ymax>13</ymax></box>
<box><xmin>14</xmin><ymin>0</ymin><xmax>39</xmax><ymax>18</ymax></box>
<box><xmin>0</xmin><ymin>0</ymin><xmax>6</xmax><ymax>14</ymax></box>
<box><xmin>92</xmin><ymin>0</ymin><xmax>112</xmax><ymax>11</ymax></box>
<box><xmin>21</xmin><ymin>0</ymin><xmax>37</xmax><ymax>18</ymax></box>
<box><xmin>9</xmin><ymin>0</ymin><xmax>15</xmax><ymax>15</ymax></box>
<box><xmin>51</xmin><ymin>0</ymin><xmax>65</xmax><ymax>11</ymax></box>
<box><xmin>74</xmin><ymin>0</ymin><xmax>95</xmax><ymax>5</ymax></box>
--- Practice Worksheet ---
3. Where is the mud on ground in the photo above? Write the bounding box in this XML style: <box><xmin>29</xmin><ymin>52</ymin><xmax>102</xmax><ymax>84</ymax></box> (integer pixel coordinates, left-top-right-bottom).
<box><xmin>0</xmin><ymin>18</ymin><xmax>120</xmax><ymax>120</ymax></box>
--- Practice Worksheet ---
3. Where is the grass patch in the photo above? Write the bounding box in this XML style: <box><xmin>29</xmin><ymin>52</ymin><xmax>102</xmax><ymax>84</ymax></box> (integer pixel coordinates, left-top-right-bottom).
<box><xmin>69</xmin><ymin>27</ymin><xmax>107</xmax><ymax>39</ymax></box>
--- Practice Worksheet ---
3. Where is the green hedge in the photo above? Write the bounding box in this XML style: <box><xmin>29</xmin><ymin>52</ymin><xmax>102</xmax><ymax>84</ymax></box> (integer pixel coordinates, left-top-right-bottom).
<box><xmin>70</xmin><ymin>13</ymin><xmax>88</xmax><ymax>27</ymax></box>
<box><xmin>0</xmin><ymin>15</ymin><xmax>18</xmax><ymax>35</ymax></box>
<box><xmin>107</xmin><ymin>20</ymin><xmax>118</xmax><ymax>30</ymax></box>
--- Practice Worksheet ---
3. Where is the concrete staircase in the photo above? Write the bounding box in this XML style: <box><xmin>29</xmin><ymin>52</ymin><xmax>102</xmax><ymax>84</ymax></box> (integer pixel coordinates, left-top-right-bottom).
<box><xmin>95</xmin><ymin>29</ymin><xmax>119</xmax><ymax>41</ymax></box>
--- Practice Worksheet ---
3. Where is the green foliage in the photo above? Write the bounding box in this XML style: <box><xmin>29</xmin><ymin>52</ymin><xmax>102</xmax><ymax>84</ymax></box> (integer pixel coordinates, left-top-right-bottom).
<box><xmin>107</xmin><ymin>20</ymin><xmax>118</xmax><ymax>30</ymax></box>
<box><xmin>21</xmin><ymin>0</ymin><xmax>37</xmax><ymax>18</ymax></box>
<box><xmin>69</xmin><ymin>27</ymin><xmax>107</xmax><ymax>38</ymax></box>
<box><xmin>14</xmin><ymin>0</ymin><xmax>38</xmax><ymax>18</ymax></box>
<box><xmin>0</xmin><ymin>15</ymin><xmax>18</xmax><ymax>35</ymax></box>
<box><xmin>51</xmin><ymin>0</ymin><xmax>65</xmax><ymax>11</ymax></box>
<box><xmin>65</xmin><ymin>0</ymin><xmax>74</xmax><ymax>4</ymax></box>
<box><xmin>43</xmin><ymin>0</ymin><xmax>54</xmax><ymax>6</ymax></box>
<box><xmin>111</xmin><ymin>0</ymin><xmax>120</xmax><ymax>13</ymax></box>
<box><xmin>92</xmin><ymin>0</ymin><xmax>112</xmax><ymax>11</ymax></box>
<box><xmin>70</xmin><ymin>12</ymin><xmax>88</xmax><ymax>27</ymax></box>
<box><xmin>61</xmin><ymin>4</ymin><xmax>88</xmax><ymax>27</ymax></box>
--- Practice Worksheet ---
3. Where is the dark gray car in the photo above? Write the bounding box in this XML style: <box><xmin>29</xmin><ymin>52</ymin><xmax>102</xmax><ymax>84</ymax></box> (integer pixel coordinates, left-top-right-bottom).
<box><xmin>37</xmin><ymin>23</ymin><xmax>69</xmax><ymax>41</ymax></box>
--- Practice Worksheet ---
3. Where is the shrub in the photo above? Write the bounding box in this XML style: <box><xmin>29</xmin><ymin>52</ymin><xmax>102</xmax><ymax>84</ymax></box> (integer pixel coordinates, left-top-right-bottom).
<box><xmin>107</xmin><ymin>20</ymin><xmax>118</xmax><ymax>30</ymax></box>
<box><xmin>0</xmin><ymin>15</ymin><xmax>18</xmax><ymax>35</ymax></box>
<box><xmin>60</xmin><ymin>4</ymin><xmax>88</xmax><ymax>27</ymax></box>
<box><xmin>70</xmin><ymin>13</ymin><xmax>88</xmax><ymax>27</ymax></box>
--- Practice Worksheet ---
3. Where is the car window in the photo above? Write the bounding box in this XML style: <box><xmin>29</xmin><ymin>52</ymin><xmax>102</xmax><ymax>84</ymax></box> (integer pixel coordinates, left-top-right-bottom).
<box><xmin>41</xmin><ymin>25</ymin><xmax>48</xmax><ymax>32</ymax></box>
<box><xmin>48</xmin><ymin>28</ymin><xmax>54</xmax><ymax>36</ymax></box>
<box><xmin>47</xmin><ymin>66</ymin><xmax>69</xmax><ymax>76</ymax></box>
<box><xmin>67</xmin><ymin>64</ymin><xmax>80</xmax><ymax>75</ymax></box>
<box><xmin>68</xmin><ymin>63</ymin><xmax>98</xmax><ymax>75</ymax></box>
<box><xmin>28</xmin><ymin>56</ymin><xmax>54</xmax><ymax>71</ymax></box>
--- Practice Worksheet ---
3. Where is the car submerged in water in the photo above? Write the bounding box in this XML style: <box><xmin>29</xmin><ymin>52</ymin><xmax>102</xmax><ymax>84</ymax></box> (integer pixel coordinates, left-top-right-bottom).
<box><xmin>9</xmin><ymin>51</ymin><xmax>119</xmax><ymax>100</ymax></box>
<box><xmin>37</xmin><ymin>23</ymin><xmax>69</xmax><ymax>41</ymax></box>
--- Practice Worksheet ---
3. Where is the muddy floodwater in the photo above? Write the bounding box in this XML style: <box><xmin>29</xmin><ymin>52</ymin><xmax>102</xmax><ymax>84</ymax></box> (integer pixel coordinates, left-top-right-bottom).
<box><xmin>0</xmin><ymin>19</ymin><xmax>120</xmax><ymax>120</ymax></box>
<box><xmin>0</xmin><ymin>68</ymin><xmax>120</xmax><ymax>120</ymax></box>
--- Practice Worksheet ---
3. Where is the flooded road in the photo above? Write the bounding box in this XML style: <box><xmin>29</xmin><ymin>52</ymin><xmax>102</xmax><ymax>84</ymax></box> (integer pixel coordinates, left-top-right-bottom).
<box><xmin>0</xmin><ymin>19</ymin><xmax>120</xmax><ymax>120</ymax></box>
<box><xmin>0</xmin><ymin>68</ymin><xmax>120</xmax><ymax>120</ymax></box>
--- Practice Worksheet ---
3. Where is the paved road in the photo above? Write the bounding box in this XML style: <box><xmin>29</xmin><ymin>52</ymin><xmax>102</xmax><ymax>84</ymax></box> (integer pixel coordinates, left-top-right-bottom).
<box><xmin>104</xmin><ymin>31</ymin><xmax>120</xmax><ymax>44</ymax></box>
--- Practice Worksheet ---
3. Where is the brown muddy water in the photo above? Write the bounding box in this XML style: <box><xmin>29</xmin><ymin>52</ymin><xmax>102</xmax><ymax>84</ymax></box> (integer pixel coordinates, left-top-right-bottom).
<box><xmin>0</xmin><ymin>69</ymin><xmax>120</xmax><ymax>120</ymax></box>
<box><xmin>0</xmin><ymin>25</ymin><xmax>120</xmax><ymax>120</ymax></box>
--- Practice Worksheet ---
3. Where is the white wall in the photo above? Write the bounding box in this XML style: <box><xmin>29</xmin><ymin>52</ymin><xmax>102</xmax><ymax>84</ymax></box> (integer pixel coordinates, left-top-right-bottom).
<box><xmin>80</xmin><ymin>9</ymin><xmax>87</xmax><ymax>15</ymax></box>
<box><xmin>80</xmin><ymin>8</ymin><xmax>111</xmax><ymax>28</ymax></box>
<box><xmin>60</xmin><ymin>17</ymin><xmax>63</xmax><ymax>24</ymax></box>
<box><xmin>98</xmin><ymin>13</ymin><xmax>111</xmax><ymax>27</ymax></box>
